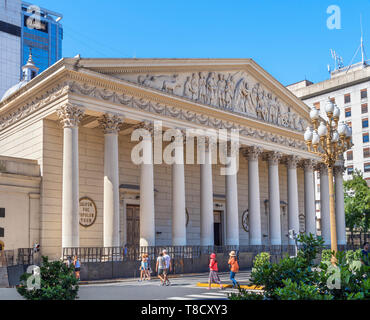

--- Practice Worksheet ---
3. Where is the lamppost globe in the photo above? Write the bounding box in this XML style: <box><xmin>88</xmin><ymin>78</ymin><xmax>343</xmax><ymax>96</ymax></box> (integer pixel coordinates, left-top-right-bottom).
<box><xmin>346</xmin><ymin>125</ymin><xmax>352</xmax><ymax>138</ymax></box>
<box><xmin>338</xmin><ymin>122</ymin><xmax>347</xmax><ymax>137</ymax></box>
<box><xmin>333</xmin><ymin>104</ymin><xmax>340</xmax><ymax>120</ymax></box>
<box><xmin>325</xmin><ymin>98</ymin><xmax>335</xmax><ymax>115</ymax></box>
<box><xmin>304</xmin><ymin>127</ymin><xmax>313</xmax><ymax>142</ymax></box>
<box><xmin>332</xmin><ymin>130</ymin><xmax>339</xmax><ymax>143</ymax></box>
<box><xmin>318</xmin><ymin>121</ymin><xmax>327</xmax><ymax>137</ymax></box>
<box><xmin>312</xmin><ymin>130</ymin><xmax>319</xmax><ymax>145</ymax></box>
<box><xmin>310</xmin><ymin>106</ymin><xmax>320</xmax><ymax>120</ymax></box>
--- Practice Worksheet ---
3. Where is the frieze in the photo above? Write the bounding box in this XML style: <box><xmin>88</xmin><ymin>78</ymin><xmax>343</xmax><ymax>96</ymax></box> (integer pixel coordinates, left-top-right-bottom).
<box><xmin>69</xmin><ymin>81</ymin><xmax>307</xmax><ymax>151</ymax></box>
<box><xmin>113</xmin><ymin>71</ymin><xmax>308</xmax><ymax>133</ymax></box>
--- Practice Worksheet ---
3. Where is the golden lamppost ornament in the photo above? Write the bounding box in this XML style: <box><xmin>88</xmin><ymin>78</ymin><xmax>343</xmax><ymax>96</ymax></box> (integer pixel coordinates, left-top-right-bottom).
<box><xmin>304</xmin><ymin>98</ymin><xmax>353</xmax><ymax>263</ymax></box>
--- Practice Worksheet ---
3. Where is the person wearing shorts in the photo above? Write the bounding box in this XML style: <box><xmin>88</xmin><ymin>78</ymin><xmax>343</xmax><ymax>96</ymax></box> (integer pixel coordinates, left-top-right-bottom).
<box><xmin>156</xmin><ymin>252</ymin><xmax>166</xmax><ymax>286</ymax></box>
<box><xmin>162</xmin><ymin>249</ymin><xmax>172</xmax><ymax>286</ymax></box>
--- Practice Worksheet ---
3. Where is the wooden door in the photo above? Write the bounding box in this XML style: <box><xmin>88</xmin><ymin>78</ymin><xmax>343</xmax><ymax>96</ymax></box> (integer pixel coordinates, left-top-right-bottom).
<box><xmin>126</xmin><ymin>205</ymin><xmax>140</xmax><ymax>246</ymax></box>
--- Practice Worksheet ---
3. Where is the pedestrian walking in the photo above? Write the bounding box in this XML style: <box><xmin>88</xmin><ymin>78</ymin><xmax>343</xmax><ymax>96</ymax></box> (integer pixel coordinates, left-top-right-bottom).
<box><xmin>228</xmin><ymin>251</ymin><xmax>240</xmax><ymax>288</ymax></box>
<box><xmin>144</xmin><ymin>254</ymin><xmax>152</xmax><ymax>280</ymax></box>
<box><xmin>73</xmin><ymin>255</ymin><xmax>81</xmax><ymax>281</ymax></box>
<box><xmin>139</xmin><ymin>254</ymin><xmax>148</xmax><ymax>282</ymax></box>
<box><xmin>162</xmin><ymin>249</ymin><xmax>172</xmax><ymax>286</ymax></box>
<box><xmin>208</xmin><ymin>253</ymin><xmax>223</xmax><ymax>290</ymax></box>
<box><xmin>156</xmin><ymin>252</ymin><xmax>166</xmax><ymax>286</ymax></box>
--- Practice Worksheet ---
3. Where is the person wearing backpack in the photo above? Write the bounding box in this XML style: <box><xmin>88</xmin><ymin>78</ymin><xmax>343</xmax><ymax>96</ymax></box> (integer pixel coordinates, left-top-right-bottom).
<box><xmin>228</xmin><ymin>251</ymin><xmax>240</xmax><ymax>288</ymax></box>
<box><xmin>208</xmin><ymin>253</ymin><xmax>224</xmax><ymax>290</ymax></box>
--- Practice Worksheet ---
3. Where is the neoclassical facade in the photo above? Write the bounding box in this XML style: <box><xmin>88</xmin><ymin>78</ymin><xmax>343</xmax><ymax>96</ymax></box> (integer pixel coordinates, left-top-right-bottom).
<box><xmin>0</xmin><ymin>58</ymin><xmax>346</xmax><ymax>258</ymax></box>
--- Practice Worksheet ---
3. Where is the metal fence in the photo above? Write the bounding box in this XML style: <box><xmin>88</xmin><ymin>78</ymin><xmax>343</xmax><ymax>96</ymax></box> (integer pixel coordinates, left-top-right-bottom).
<box><xmin>0</xmin><ymin>249</ymin><xmax>33</xmax><ymax>267</ymax></box>
<box><xmin>62</xmin><ymin>245</ymin><xmax>298</xmax><ymax>263</ymax></box>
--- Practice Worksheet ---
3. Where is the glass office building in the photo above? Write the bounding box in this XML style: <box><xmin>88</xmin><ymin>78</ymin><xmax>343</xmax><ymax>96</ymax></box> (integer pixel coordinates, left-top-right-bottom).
<box><xmin>21</xmin><ymin>1</ymin><xmax>63</xmax><ymax>75</ymax></box>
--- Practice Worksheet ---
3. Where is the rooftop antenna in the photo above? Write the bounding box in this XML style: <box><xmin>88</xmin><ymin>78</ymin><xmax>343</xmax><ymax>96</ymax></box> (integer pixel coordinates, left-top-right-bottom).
<box><xmin>330</xmin><ymin>49</ymin><xmax>344</xmax><ymax>70</ymax></box>
<box><xmin>346</xmin><ymin>14</ymin><xmax>368</xmax><ymax>73</ymax></box>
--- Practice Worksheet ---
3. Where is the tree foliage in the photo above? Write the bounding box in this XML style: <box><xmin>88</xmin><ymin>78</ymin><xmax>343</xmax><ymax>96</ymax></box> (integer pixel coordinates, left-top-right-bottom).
<box><xmin>344</xmin><ymin>169</ymin><xmax>370</xmax><ymax>234</ymax></box>
<box><xmin>17</xmin><ymin>256</ymin><xmax>79</xmax><ymax>300</ymax></box>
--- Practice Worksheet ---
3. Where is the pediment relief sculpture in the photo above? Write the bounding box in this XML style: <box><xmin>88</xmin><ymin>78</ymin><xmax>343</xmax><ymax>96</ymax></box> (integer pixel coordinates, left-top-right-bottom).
<box><xmin>114</xmin><ymin>71</ymin><xmax>307</xmax><ymax>132</ymax></box>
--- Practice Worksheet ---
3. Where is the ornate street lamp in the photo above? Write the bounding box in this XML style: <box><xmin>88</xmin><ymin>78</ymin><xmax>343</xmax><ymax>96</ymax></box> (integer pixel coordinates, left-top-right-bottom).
<box><xmin>304</xmin><ymin>98</ymin><xmax>353</xmax><ymax>260</ymax></box>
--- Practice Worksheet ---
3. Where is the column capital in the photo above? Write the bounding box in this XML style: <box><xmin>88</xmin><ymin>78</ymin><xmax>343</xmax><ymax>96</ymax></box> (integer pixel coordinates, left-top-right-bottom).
<box><xmin>333</xmin><ymin>165</ymin><xmax>345</xmax><ymax>176</ymax></box>
<box><xmin>284</xmin><ymin>155</ymin><xmax>300</xmax><ymax>169</ymax></box>
<box><xmin>242</xmin><ymin>145</ymin><xmax>263</xmax><ymax>161</ymax></box>
<box><xmin>57</xmin><ymin>103</ymin><xmax>85</xmax><ymax>128</ymax></box>
<box><xmin>263</xmin><ymin>151</ymin><xmax>282</xmax><ymax>165</ymax></box>
<box><xmin>98</xmin><ymin>113</ymin><xmax>124</xmax><ymax>134</ymax></box>
<box><xmin>316</xmin><ymin>162</ymin><xmax>328</xmax><ymax>175</ymax></box>
<box><xmin>300</xmin><ymin>159</ymin><xmax>317</xmax><ymax>171</ymax></box>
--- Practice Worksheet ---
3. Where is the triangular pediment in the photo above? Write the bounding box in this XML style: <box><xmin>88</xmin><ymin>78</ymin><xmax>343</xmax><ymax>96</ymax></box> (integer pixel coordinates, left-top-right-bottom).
<box><xmin>74</xmin><ymin>59</ymin><xmax>311</xmax><ymax>132</ymax></box>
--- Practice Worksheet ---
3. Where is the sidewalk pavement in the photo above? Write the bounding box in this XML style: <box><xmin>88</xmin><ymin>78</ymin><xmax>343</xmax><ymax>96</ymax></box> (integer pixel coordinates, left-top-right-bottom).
<box><xmin>79</xmin><ymin>270</ymin><xmax>252</xmax><ymax>286</ymax></box>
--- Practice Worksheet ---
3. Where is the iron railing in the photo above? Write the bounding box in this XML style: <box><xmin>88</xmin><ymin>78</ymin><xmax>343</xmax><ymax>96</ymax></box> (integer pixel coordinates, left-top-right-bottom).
<box><xmin>62</xmin><ymin>245</ymin><xmax>299</xmax><ymax>263</ymax></box>
<box><xmin>0</xmin><ymin>248</ymin><xmax>33</xmax><ymax>267</ymax></box>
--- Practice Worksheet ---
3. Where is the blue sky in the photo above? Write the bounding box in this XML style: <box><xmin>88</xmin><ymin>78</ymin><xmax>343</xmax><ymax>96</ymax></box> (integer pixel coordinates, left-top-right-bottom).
<box><xmin>34</xmin><ymin>0</ymin><xmax>369</xmax><ymax>85</ymax></box>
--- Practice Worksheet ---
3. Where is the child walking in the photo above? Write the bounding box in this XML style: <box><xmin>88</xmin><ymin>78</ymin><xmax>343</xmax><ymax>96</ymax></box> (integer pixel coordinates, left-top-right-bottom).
<box><xmin>208</xmin><ymin>253</ymin><xmax>223</xmax><ymax>290</ymax></box>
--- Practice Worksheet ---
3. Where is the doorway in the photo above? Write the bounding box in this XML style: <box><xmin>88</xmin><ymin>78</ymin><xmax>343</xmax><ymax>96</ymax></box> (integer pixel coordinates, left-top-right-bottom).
<box><xmin>126</xmin><ymin>205</ymin><xmax>140</xmax><ymax>246</ymax></box>
<box><xmin>213</xmin><ymin>211</ymin><xmax>223</xmax><ymax>246</ymax></box>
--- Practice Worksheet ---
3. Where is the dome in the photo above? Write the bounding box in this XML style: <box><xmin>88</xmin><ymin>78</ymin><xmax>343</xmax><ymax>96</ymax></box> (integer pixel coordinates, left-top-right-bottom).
<box><xmin>1</xmin><ymin>51</ymin><xmax>39</xmax><ymax>103</ymax></box>
<box><xmin>1</xmin><ymin>80</ymin><xmax>28</xmax><ymax>103</ymax></box>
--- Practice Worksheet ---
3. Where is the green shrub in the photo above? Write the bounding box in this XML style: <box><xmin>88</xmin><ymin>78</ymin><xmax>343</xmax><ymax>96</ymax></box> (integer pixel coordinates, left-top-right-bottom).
<box><xmin>273</xmin><ymin>278</ymin><xmax>333</xmax><ymax>300</ymax></box>
<box><xmin>321</xmin><ymin>249</ymin><xmax>333</xmax><ymax>262</ymax></box>
<box><xmin>252</xmin><ymin>252</ymin><xmax>270</xmax><ymax>270</ymax></box>
<box><xmin>17</xmin><ymin>256</ymin><xmax>79</xmax><ymax>300</ymax></box>
<box><xmin>230</xmin><ymin>233</ymin><xmax>370</xmax><ymax>300</ymax></box>
<box><xmin>345</xmin><ymin>249</ymin><xmax>362</xmax><ymax>264</ymax></box>
<box><xmin>297</xmin><ymin>233</ymin><xmax>325</xmax><ymax>265</ymax></box>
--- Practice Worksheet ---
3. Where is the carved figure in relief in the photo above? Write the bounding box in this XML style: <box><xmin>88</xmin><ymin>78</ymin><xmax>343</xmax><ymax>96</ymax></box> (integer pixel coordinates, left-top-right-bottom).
<box><xmin>206</xmin><ymin>72</ymin><xmax>218</xmax><ymax>105</ymax></box>
<box><xmin>162</xmin><ymin>75</ymin><xmax>181</xmax><ymax>94</ymax></box>
<box><xmin>184</xmin><ymin>76</ymin><xmax>192</xmax><ymax>99</ymax></box>
<box><xmin>232</xmin><ymin>78</ymin><xmax>246</xmax><ymax>112</ymax></box>
<box><xmin>190</xmin><ymin>73</ymin><xmax>199</xmax><ymax>100</ymax></box>
<box><xmin>198</xmin><ymin>72</ymin><xmax>207</xmax><ymax>104</ymax></box>
<box><xmin>224</xmin><ymin>74</ymin><xmax>235</xmax><ymax>109</ymax></box>
<box><xmin>268</xmin><ymin>96</ymin><xmax>278</xmax><ymax>124</ymax></box>
<box><xmin>217</xmin><ymin>74</ymin><xmax>227</xmax><ymax>107</ymax></box>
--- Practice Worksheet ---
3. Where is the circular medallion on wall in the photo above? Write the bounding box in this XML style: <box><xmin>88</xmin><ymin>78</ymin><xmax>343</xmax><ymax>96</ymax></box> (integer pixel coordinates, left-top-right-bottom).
<box><xmin>242</xmin><ymin>209</ymin><xmax>249</xmax><ymax>232</ymax></box>
<box><xmin>79</xmin><ymin>197</ymin><xmax>97</xmax><ymax>227</ymax></box>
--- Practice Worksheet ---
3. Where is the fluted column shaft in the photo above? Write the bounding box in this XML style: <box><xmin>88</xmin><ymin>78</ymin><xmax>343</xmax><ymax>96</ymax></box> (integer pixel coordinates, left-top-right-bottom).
<box><xmin>200</xmin><ymin>142</ymin><xmax>214</xmax><ymax>246</ymax></box>
<box><xmin>334</xmin><ymin>165</ymin><xmax>346</xmax><ymax>245</ymax></box>
<box><xmin>225</xmin><ymin>152</ymin><xmax>239</xmax><ymax>246</ymax></box>
<box><xmin>303</xmin><ymin>160</ymin><xmax>316</xmax><ymax>236</ymax></box>
<box><xmin>172</xmin><ymin>133</ymin><xmax>186</xmax><ymax>246</ymax></box>
<box><xmin>57</xmin><ymin>104</ymin><xmax>84</xmax><ymax>248</ymax></box>
<box><xmin>267</xmin><ymin>152</ymin><xmax>282</xmax><ymax>245</ymax></box>
<box><xmin>246</xmin><ymin>147</ymin><xmax>262</xmax><ymax>245</ymax></box>
<box><xmin>140</xmin><ymin>131</ymin><xmax>156</xmax><ymax>247</ymax></box>
<box><xmin>99</xmin><ymin>114</ymin><xmax>123</xmax><ymax>247</ymax></box>
<box><xmin>319</xmin><ymin>164</ymin><xmax>331</xmax><ymax>245</ymax></box>
<box><xmin>287</xmin><ymin>156</ymin><xmax>300</xmax><ymax>245</ymax></box>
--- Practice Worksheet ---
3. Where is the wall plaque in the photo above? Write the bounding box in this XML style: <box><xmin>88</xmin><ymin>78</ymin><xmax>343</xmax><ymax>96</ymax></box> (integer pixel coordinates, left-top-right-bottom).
<box><xmin>79</xmin><ymin>197</ymin><xmax>97</xmax><ymax>227</ymax></box>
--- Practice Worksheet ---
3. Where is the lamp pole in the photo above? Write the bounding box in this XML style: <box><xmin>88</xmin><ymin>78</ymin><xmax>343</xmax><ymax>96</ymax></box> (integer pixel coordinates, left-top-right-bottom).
<box><xmin>304</xmin><ymin>98</ymin><xmax>352</xmax><ymax>262</ymax></box>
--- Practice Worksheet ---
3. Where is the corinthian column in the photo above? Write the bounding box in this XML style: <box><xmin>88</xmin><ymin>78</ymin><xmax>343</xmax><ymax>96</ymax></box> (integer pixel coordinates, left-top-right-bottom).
<box><xmin>334</xmin><ymin>165</ymin><xmax>346</xmax><ymax>246</ymax></box>
<box><xmin>172</xmin><ymin>130</ymin><xmax>186</xmax><ymax>246</ymax></box>
<box><xmin>200</xmin><ymin>137</ymin><xmax>214</xmax><ymax>246</ymax></box>
<box><xmin>244</xmin><ymin>146</ymin><xmax>263</xmax><ymax>246</ymax></box>
<box><xmin>318</xmin><ymin>163</ymin><xmax>331</xmax><ymax>245</ymax></box>
<box><xmin>302</xmin><ymin>159</ymin><xmax>316</xmax><ymax>236</ymax></box>
<box><xmin>139</xmin><ymin>121</ymin><xmax>155</xmax><ymax>246</ymax></box>
<box><xmin>57</xmin><ymin>103</ymin><xmax>84</xmax><ymax>248</ymax></box>
<box><xmin>286</xmin><ymin>155</ymin><xmax>300</xmax><ymax>245</ymax></box>
<box><xmin>99</xmin><ymin>114</ymin><xmax>123</xmax><ymax>247</ymax></box>
<box><xmin>266</xmin><ymin>151</ymin><xmax>282</xmax><ymax>246</ymax></box>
